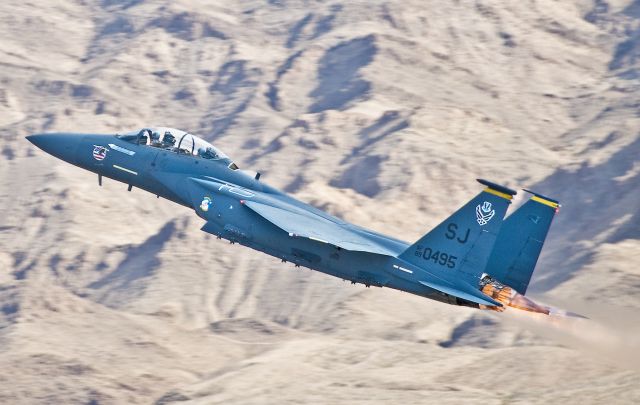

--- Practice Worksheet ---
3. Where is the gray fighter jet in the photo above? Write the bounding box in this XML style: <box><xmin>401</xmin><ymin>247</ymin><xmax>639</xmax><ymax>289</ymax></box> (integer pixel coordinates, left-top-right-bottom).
<box><xmin>27</xmin><ymin>128</ymin><xmax>570</xmax><ymax>316</ymax></box>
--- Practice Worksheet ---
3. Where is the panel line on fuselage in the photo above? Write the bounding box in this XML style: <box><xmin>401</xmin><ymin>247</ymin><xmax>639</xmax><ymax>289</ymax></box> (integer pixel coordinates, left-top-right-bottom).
<box><xmin>113</xmin><ymin>164</ymin><xmax>138</xmax><ymax>175</ymax></box>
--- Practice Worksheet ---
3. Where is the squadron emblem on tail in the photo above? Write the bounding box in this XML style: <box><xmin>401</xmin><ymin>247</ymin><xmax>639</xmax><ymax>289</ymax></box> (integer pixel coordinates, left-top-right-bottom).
<box><xmin>476</xmin><ymin>201</ymin><xmax>495</xmax><ymax>225</ymax></box>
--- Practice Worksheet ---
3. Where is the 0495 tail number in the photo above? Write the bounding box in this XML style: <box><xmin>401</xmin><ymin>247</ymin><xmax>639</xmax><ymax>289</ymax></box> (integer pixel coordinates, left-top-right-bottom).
<box><xmin>415</xmin><ymin>245</ymin><xmax>457</xmax><ymax>269</ymax></box>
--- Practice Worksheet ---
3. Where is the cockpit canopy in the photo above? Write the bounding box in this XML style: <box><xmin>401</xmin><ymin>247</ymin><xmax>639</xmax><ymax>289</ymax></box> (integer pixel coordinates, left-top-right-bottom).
<box><xmin>117</xmin><ymin>127</ymin><xmax>233</xmax><ymax>163</ymax></box>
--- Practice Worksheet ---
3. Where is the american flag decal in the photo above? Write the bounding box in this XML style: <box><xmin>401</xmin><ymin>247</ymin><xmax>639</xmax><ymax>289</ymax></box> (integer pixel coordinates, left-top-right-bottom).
<box><xmin>92</xmin><ymin>145</ymin><xmax>108</xmax><ymax>161</ymax></box>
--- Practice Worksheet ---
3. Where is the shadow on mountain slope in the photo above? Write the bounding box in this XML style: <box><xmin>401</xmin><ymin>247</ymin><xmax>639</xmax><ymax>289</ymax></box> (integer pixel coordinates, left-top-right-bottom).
<box><xmin>529</xmin><ymin>136</ymin><xmax>640</xmax><ymax>292</ymax></box>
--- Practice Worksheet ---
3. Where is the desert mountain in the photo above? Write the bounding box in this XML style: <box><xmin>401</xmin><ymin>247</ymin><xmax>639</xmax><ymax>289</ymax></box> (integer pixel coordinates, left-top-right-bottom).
<box><xmin>0</xmin><ymin>1</ymin><xmax>639</xmax><ymax>403</ymax></box>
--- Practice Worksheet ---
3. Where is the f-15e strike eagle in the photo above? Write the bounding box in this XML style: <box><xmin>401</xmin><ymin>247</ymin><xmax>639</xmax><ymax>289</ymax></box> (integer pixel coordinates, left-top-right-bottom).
<box><xmin>27</xmin><ymin>127</ymin><xmax>572</xmax><ymax>316</ymax></box>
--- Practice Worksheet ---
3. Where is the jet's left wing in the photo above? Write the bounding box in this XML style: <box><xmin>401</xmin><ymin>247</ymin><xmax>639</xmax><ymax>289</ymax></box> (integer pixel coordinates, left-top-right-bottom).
<box><xmin>243</xmin><ymin>200</ymin><xmax>397</xmax><ymax>256</ymax></box>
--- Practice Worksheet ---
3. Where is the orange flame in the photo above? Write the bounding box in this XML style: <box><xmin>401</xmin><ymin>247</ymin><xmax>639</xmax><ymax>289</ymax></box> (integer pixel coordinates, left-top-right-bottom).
<box><xmin>480</xmin><ymin>283</ymin><xmax>550</xmax><ymax>315</ymax></box>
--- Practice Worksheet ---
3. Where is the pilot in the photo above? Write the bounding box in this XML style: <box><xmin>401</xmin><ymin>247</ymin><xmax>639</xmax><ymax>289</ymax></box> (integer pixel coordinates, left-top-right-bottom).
<box><xmin>198</xmin><ymin>146</ymin><xmax>218</xmax><ymax>159</ymax></box>
<box><xmin>150</xmin><ymin>131</ymin><xmax>162</xmax><ymax>147</ymax></box>
<box><xmin>162</xmin><ymin>131</ymin><xmax>176</xmax><ymax>148</ymax></box>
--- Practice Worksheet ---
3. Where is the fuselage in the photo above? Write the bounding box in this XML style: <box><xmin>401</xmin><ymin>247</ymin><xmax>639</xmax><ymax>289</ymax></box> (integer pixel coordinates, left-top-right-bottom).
<box><xmin>26</xmin><ymin>131</ymin><xmax>481</xmax><ymax>308</ymax></box>
<box><xmin>26</xmin><ymin>128</ymin><xmax>584</xmax><ymax>319</ymax></box>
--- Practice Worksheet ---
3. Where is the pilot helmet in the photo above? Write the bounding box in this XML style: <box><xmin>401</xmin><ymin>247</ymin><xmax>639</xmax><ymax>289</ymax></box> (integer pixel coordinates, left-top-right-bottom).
<box><xmin>163</xmin><ymin>131</ymin><xmax>176</xmax><ymax>145</ymax></box>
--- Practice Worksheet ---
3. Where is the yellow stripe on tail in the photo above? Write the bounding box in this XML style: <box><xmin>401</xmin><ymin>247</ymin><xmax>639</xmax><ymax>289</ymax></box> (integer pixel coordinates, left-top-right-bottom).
<box><xmin>531</xmin><ymin>195</ymin><xmax>560</xmax><ymax>209</ymax></box>
<box><xmin>484</xmin><ymin>187</ymin><xmax>514</xmax><ymax>201</ymax></box>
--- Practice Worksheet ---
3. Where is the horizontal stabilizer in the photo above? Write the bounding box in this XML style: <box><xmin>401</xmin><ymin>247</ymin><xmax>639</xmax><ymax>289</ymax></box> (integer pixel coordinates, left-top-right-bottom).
<box><xmin>419</xmin><ymin>280</ymin><xmax>503</xmax><ymax>307</ymax></box>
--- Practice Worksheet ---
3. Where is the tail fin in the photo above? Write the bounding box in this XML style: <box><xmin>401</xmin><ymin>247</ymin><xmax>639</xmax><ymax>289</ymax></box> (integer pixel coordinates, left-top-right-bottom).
<box><xmin>399</xmin><ymin>179</ymin><xmax>516</xmax><ymax>283</ymax></box>
<box><xmin>484</xmin><ymin>190</ymin><xmax>560</xmax><ymax>294</ymax></box>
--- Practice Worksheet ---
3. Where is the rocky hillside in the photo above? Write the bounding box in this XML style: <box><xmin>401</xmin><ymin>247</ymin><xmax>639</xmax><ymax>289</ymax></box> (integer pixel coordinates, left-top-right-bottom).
<box><xmin>0</xmin><ymin>1</ymin><xmax>638</xmax><ymax>403</ymax></box>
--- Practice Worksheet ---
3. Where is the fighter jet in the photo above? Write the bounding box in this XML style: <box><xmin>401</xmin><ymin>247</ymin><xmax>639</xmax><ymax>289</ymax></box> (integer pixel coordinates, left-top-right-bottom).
<box><xmin>27</xmin><ymin>128</ymin><xmax>570</xmax><ymax>316</ymax></box>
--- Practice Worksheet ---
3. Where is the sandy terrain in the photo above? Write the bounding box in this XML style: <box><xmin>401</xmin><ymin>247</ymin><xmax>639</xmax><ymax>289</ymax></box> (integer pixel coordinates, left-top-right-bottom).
<box><xmin>0</xmin><ymin>0</ymin><xmax>639</xmax><ymax>403</ymax></box>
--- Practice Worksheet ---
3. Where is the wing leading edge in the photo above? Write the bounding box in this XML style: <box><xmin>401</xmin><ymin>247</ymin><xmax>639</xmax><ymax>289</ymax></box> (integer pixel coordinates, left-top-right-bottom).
<box><xmin>243</xmin><ymin>200</ymin><xmax>397</xmax><ymax>256</ymax></box>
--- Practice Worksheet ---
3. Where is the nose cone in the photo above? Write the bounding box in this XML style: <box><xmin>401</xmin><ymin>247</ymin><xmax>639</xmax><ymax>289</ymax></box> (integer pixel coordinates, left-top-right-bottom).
<box><xmin>27</xmin><ymin>133</ymin><xmax>83</xmax><ymax>164</ymax></box>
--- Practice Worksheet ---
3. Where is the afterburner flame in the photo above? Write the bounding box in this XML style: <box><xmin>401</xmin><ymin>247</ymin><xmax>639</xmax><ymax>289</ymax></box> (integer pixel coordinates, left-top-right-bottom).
<box><xmin>478</xmin><ymin>277</ymin><xmax>586</xmax><ymax>318</ymax></box>
<box><xmin>480</xmin><ymin>281</ymin><xmax>550</xmax><ymax>314</ymax></box>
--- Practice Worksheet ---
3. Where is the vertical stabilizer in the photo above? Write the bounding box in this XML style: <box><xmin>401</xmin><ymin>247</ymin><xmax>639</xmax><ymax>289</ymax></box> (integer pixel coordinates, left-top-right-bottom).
<box><xmin>484</xmin><ymin>190</ymin><xmax>560</xmax><ymax>294</ymax></box>
<box><xmin>399</xmin><ymin>179</ymin><xmax>516</xmax><ymax>283</ymax></box>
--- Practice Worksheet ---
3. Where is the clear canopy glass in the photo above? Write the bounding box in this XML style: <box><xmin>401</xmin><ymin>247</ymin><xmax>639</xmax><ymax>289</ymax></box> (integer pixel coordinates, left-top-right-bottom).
<box><xmin>118</xmin><ymin>127</ymin><xmax>229</xmax><ymax>161</ymax></box>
